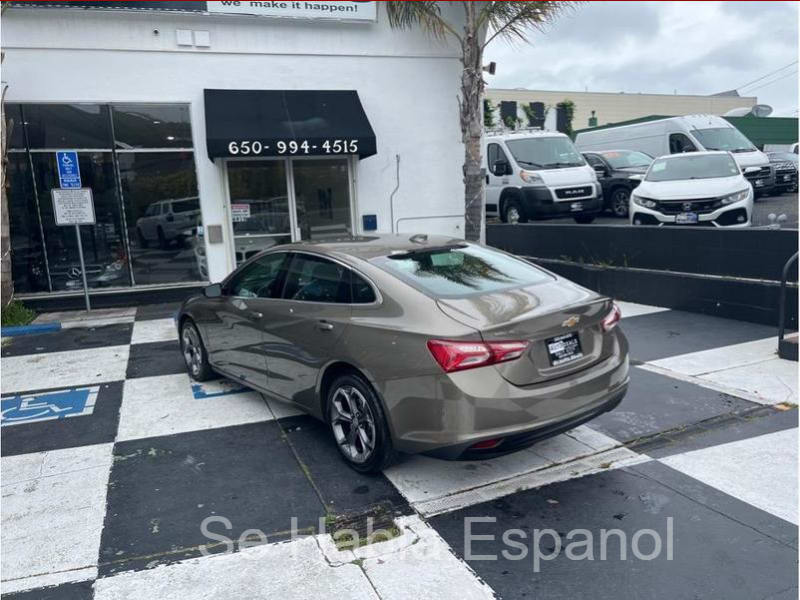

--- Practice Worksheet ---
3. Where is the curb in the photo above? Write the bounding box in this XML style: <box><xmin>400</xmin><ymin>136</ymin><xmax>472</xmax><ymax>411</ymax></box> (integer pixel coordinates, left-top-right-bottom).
<box><xmin>1</xmin><ymin>322</ymin><xmax>62</xmax><ymax>337</ymax></box>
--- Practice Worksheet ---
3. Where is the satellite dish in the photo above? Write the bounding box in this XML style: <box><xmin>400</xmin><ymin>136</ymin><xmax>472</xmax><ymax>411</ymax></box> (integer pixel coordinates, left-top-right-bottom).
<box><xmin>723</xmin><ymin>105</ymin><xmax>773</xmax><ymax>117</ymax></box>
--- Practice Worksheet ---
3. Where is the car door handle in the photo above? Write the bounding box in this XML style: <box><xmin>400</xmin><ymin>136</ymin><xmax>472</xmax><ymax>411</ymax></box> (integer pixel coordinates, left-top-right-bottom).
<box><xmin>316</xmin><ymin>320</ymin><xmax>334</xmax><ymax>332</ymax></box>
<box><xmin>248</xmin><ymin>311</ymin><xmax>263</xmax><ymax>320</ymax></box>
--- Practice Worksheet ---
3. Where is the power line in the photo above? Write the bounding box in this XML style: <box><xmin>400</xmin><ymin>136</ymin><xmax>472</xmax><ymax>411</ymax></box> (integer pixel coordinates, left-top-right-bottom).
<box><xmin>743</xmin><ymin>70</ymin><xmax>798</xmax><ymax>94</ymax></box>
<box><xmin>737</xmin><ymin>60</ymin><xmax>797</xmax><ymax>92</ymax></box>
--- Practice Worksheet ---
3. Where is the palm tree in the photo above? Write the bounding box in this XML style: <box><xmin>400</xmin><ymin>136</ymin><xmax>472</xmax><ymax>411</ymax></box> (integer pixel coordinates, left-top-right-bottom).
<box><xmin>385</xmin><ymin>1</ymin><xmax>577</xmax><ymax>241</ymax></box>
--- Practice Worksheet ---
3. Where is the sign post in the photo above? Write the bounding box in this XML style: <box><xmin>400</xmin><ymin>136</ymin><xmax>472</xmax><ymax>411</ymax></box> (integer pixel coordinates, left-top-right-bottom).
<box><xmin>53</xmin><ymin>152</ymin><xmax>93</xmax><ymax>311</ymax></box>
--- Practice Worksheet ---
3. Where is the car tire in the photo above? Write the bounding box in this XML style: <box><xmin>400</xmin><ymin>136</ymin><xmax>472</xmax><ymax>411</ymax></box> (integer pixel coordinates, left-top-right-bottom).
<box><xmin>503</xmin><ymin>199</ymin><xmax>528</xmax><ymax>224</ymax></box>
<box><xmin>180</xmin><ymin>319</ymin><xmax>214</xmax><ymax>382</ymax></box>
<box><xmin>574</xmin><ymin>215</ymin><xmax>596</xmax><ymax>224</ymax></box>
<box><xmin>610</xmin><ymin>188</ymin><xmax>630</xmax><ymax>218</ymax></box>
<box><xmin>157</xmin><ymin>227</ymin><xmax>168</xmax><ymax>249</ymax></box>
<box><xmin>327</xmin><ymin>373</ymin><xmax>396</xmax><ymax>474</ymax></box>
<box><xmin>137</xmin><ymin>228</ymin><xmax>148</xmax><ymax>249</ymax></box>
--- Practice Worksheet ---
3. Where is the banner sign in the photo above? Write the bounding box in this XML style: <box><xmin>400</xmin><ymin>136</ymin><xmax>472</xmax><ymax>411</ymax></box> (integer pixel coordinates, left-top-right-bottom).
<box><xmin>206</xmin><ymin>1</ymin><xmax>376</xmax><ymax>21</ymax></box>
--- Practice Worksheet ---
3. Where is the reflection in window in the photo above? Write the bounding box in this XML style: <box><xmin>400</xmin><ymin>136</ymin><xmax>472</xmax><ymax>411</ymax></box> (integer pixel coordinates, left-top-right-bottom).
<box><xmin>7</xmin><ymin>154</ymin><xmax>48</xmax><ymax>293</ymax></box>
<box><xmin>31</xmin><ymin>152</ymin><xmax>131</xmax><ymax>291</ymax></box>
<box><xmin>112</xmin><ymin>104</ymin><xmax>193</xmax><ymax>149</ymax></box>
<box><xmin>117</xmin><ymin>152</ymin><xmax>203</xmax><ymax>284</ymax></box>
<box><xmin>293</xmin><ymin>159</ymin><xmax>352</xmax><ymax>241</ymax></box>
<box><xmin>24</xmin><ymin>104</ymin><xmax>112</xmax><ymax>149</ymax></box>
<box><xmin>6</xmin><ymin>104</ymin><xmax>26</xmax><ymax>150</ymax></box>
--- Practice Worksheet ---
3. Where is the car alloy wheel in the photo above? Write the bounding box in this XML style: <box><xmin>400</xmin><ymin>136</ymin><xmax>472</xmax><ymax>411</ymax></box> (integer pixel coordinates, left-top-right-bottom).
<box><xmin>611</xmin><ymin>188</ymin><xmax>630</xmax><ymax>218</ymax></box>
<box><xmin>329</xmin><ymin>385</ymin><xmax>377</xmax><ymax>464</ymax></box>
<box><xmin>182</xmin><ymin>325</ymin><xmax>203</xmax><ymax>377</ymax></box>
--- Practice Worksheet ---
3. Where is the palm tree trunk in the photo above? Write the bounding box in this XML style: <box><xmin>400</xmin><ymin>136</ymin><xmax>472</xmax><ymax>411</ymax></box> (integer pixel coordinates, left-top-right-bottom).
<box><xmin>459</xmin><ymin>2</ymin><xmax>484</xmax><ymax>242</ymax></box>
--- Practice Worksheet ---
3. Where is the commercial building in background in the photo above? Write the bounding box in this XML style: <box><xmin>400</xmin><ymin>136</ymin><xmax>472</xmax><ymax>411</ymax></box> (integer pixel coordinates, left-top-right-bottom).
<box><xmin>485</xmin><ymin>88</ymin><xmax>758</xmax><ymax>132</ymax></box>
<box><xmin>3</xmin><ymin>1</ymin><xmax>465</xmax><ymax>299</ymax></box>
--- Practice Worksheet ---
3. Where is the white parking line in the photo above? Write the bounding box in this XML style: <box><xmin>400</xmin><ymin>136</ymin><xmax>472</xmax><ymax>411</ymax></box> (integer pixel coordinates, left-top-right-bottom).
<box><xmin>616</xmin><ymin>301</ymin><xmax>670</xmax><ymax>319</ymax></box>
<box><xmin>130</xmin><ymin>318</ymin><xmax>178</xmax><ymax>345</ymax></box>
<box><xmin>660</xmin><ymin>428</ymin><xmax>798</xmax><ymax>525</ymax></box>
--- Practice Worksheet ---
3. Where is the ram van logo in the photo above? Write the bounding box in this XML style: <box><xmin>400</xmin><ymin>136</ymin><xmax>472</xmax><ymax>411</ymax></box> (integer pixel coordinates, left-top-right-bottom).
<box><xmin>563</xmin><ymin>188</ymin><xmax>585</xmax><ymax>197</ymax></box>
<box><xmin>562</xmin><ymin>315</ymin><xmax>580</xmax><ymax>328</ymax></box>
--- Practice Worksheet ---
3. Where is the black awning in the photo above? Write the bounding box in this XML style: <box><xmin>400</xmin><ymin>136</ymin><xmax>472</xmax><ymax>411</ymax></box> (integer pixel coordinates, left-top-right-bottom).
<box><xmin>204</xmin><ymin>89</ymin><xmax>376</xmax><ymax>160</ymax></box>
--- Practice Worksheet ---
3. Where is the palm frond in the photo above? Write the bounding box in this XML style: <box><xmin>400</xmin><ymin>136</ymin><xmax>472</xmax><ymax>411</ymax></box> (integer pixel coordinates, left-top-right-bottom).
<box><xmin>479</xmin><ymin>1</ymin><xmax>580</xmax><ymax>48</ymax></box>
<box><xmin>384</xmin><ymin>1</ymin><xmax>460</xmax><ymax>42</ymax></box>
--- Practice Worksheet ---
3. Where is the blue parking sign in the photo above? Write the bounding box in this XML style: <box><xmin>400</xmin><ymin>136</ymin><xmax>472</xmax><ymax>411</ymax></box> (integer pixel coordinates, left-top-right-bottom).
<box><xmin>56</xmin><ymin>151</ymin><xmax>81</xmax><ymax>189</ymax></box>
<box><xmin>1</xmin><ymin>386</ymin><xmax>100</xmax><ymax>426</ymax></box>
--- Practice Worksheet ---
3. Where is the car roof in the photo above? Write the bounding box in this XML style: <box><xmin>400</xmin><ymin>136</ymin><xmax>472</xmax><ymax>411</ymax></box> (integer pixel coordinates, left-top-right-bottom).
<box><xmin>658</xmin><ymin>150</ymin><xmax>731</xmax><ymax>159</ymax></box>
<box><xmin>280</xmin><ymin>234</ymin><xmax>469</xmax><ymax>261</ymax></box>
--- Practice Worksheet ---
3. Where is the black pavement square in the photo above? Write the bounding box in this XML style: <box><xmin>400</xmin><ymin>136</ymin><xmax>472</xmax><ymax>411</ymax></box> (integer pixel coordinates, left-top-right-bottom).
<box><xmin>1</xmin><ymin>324</ymin><xmax>132</xmax><ymax>358</ymax></box>
<box><xmin>125</xmin><ymin>340</ymin><xmax>185</xmax><ymax>379</ymax></box>
<box><xmin>1</xmin><ymin>381</ymin><xmax>123</xmax><ymax>456</ymax></box>
<box><xmin>99</xmin><ymin>421</ymin><xmax>324</xmax><ymax>576</ymax></box>
<box><xmin>135</xmin><ymin>303</ymin><xmax>181</xmax><ymax>322</ymax></box>
<box><xmin>279</xmin><ymin>415</ymin><xmax>411</xmax><ymax>517</ymax></box>
<box><xmin>589</xmin><ymin>366</ymin><xmax>756</xmax><ymax>443</ymax></box>
<box><xmin>620</xmin><ymin>309</ymin><xmax>774</xmax><ymax>362</ymax></box>
<box><xmin>430</xmin><ymin>462</ymin><xmax>797</xmax><ymax>600</ymax></box>
<box><xmin>1</xmin><ymin>580</ymin><xmax>94</xmax><ymax>600</ymax></box>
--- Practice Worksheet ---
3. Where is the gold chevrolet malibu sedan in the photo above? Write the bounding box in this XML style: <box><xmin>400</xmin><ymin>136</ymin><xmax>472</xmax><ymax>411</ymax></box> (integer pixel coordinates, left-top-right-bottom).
<box><xmin>177</xmin><ymin>235</ymin><xmax>629</xmax><ymax>472</ymax></box>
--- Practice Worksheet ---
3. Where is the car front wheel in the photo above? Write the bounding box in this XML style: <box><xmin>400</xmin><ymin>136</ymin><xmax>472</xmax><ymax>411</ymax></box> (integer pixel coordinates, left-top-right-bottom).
<box><xmin>327</xmin><ymin>373</ymin><xmax>396</xmax><ymax>473</ymax></box>
<box><xmin>610</xmin><ymin>188</ymin><xmax>631</xmax><ymax>218</ymax></box>
<box><xmin>180</xmin><ymin>320</ymin><xmax>214</xmax><ymax>381</ymax></box>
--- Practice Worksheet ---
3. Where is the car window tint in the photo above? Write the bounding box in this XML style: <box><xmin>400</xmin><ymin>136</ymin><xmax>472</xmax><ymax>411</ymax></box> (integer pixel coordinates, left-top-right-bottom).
<box><xmin>284</xmin><ymin>254</ymin><xmax>349</xmax><ymax>303</ymax></box>
<box><xmin>373</xmin><ymin>244</ymin><xmax>553</xmax><ymax>299</ymax></box>
<box><xmin>227</xmin><ymin>252</ymin><xmax>287</xmax><ymax>299</ymax></box>
<box><xmin>584</xmin><ymin>154</ymin><xmax>602</xmax><ymax>168</ymax></box>
<box><xmin>350</xmin><ymin>271</ymin><xmax>376</xmax><ymax>304</ymax></box>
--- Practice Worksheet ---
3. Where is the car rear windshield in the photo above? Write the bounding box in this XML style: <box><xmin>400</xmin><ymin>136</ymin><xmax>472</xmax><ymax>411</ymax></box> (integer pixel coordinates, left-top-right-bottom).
<box><xmin>372</xmin><ymin>245</ymin><xmax>553</xmax><ymax>298</ymax></box>
<box><xmin>691</xmin><ymin>127</ymin><xmax>756</xmax><ymax>153</ymax></box>
<box><xmin>646</xmin><ymin>154</ymin><xmax>740</xmax><ymax>182</ymax></box>
<box><xmin>505</xmin><ymin>137</ymin><xmax>585</xmax><ymax>170</ymax></box>
<box><xmin>599</xmin><ymin>150</ymin><xmax>652</xmax><ymax>169</ymax></box>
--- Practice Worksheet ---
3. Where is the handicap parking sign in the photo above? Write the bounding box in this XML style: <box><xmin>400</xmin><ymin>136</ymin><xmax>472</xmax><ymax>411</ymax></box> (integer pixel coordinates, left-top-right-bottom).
<box><xmin>56</xmin><ymin>151</ymin><xmax>81</xmax><ymax>189</ymax></box>
<box><xmin>1</xmin><ymin>386</ymin><xmax>100</xmax><ymax>427</ymax></box>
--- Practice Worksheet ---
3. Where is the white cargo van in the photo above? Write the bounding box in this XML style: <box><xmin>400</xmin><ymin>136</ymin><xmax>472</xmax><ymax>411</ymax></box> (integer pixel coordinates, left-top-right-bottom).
<box><xmin>575</xmin><ymin>115</ymin><xmax>775</xmax><ymax>195</ymax></box>
<box><xmin>484</xmin><ymin>130</ymin><xmax>603</xmax><ymax>224</ymax></box>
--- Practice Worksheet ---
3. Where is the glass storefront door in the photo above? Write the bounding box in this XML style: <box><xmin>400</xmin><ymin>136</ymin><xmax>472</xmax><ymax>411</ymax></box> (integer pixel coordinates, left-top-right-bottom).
<box><xmin>225</xmin><ymin>158</ymin><xmax>353</xmax><ymax>262</ymax></box>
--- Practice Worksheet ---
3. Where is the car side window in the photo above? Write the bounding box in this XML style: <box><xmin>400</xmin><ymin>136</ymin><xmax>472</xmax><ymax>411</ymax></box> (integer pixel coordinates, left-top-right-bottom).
<box><xmin>350</xmin><ymin>271</ymin><xmax>376</xmax><ymax>304</ymax></box>
<box><xmin>487</xmin><ymin>143</ymin><xmax>509</xmax><ymax>175</ymax></box>
<box><xmin>283</xmin><ymin>254</ymin><xmax>349</xmax><ymax>303</ymax></box>
<box><xmin>226</xmin><ymin>252</ymin><xmax>288</xmax><ymax>299</ymax></box>
<box><xmin>585</xmin><ymin>154</ymin><xmax>603</xmax><ymax>168</ymax></box>
<box><xmin>669</xmin><ymin>133</ymin><xmax>697</xmax><ymax>154</ymax></box>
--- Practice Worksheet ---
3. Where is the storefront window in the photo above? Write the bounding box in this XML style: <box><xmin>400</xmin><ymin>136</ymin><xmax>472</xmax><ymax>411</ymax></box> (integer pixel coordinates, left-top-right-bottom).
<box><xmin>112</xmin><ymin>104</ymin><xmax>193</xmax><ymax>149</ymax></box>
<box><xmin>7</xmin><ymin>153</ymin><xmax>48</xmax><ymax>293</ymax></box>
<box><xmin>31</xmin><ymin>152</ymin><xmax>131</xmax><ymax>292</ymax></box>
<box><xmin>118</xmin><ymin>152</ymin><xmax>204</xmax><ymax>285</ymax></box>
<box><xmin>7</xmin><ymin>102</ymin><xmax>202</xmax><ymax>294</ymax></box>
<box><xmin>24</xmin><ymin>104</ymin><xmax>112</xmax><ymax>149</ymax></box>
<box><xmin>293</xmin><ymin>158</ymin><xmax>352</xmax><ymax>240</ymax></box>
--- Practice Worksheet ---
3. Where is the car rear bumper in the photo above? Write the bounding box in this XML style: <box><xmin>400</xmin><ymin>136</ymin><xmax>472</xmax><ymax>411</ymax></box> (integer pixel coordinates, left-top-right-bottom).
<box><xmin>380</xmin><ymin>329</ymin><xmax>629</xmax><ymax>457</ymax></box>
<box><xmin>520</xmin><ymin>185</ymin><xmax>603</xmax><ymax>219</ymax></box>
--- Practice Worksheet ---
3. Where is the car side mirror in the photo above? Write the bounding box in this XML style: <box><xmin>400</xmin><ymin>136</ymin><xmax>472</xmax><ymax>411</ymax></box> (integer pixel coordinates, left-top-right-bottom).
<box><xmin>744</xmin><ymin>166</ymin><xmax>761</xmax><ymax>174</ymax></box>
<box><xmin>203</xmin><ymin>283</ymin><xmax>223</xmax><ymax>298</ymax></box>
<box><xmin>493</xmin><ymin>160</ymin><xmax>511</xmax><ymax>176</ymax></box>
<box><xmin>593</xmin><ymin>166</ymin><xmax>608</xmax><ymax>177</ymax></box>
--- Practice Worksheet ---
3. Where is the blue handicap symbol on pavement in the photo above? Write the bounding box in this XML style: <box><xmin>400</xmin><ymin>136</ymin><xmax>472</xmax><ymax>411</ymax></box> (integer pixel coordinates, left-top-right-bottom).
<box><xmin>1</xmin><ymin>386</ymin><xmax>100</xmax><ymax>427</ymax></box>
<box><xmin>191</xmin><ymin>379</ymin><xmax>249</xmax><ymax>399</ymax></box>
<box><xmin>56</xmin><ymin>151</ymin><xmax>81</xmax><ymax>189</ymax></box>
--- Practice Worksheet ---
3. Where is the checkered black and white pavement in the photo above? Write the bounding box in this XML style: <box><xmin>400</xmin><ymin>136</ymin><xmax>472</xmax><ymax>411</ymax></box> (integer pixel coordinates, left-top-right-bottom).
<box><xmin>1</xmin><ymin>301</ymin><xmax>797</xmax><ymax>599</ymax></box>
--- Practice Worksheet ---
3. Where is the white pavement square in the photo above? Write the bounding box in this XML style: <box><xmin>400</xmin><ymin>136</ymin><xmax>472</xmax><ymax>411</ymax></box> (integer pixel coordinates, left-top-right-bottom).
<box><xmin>617</xmin><ymin>301</ymin><xmax>670</xmax><ymax>319</ymax></box>
<box><xmin>1</xmin><ymin>443</ymin><xmax>114</xmax><ymax>593</ymax></box>
<box><xmin>1</xmin><ymin>346</ymin><xmax>130</xmax><ymax>394</ymax></box>
<box><xmin>117</xmin><ymin>374</ymin><xmax>275</xmax><ymax>442</ymax></box>
<box><xmin>647</xmin><ymin>337</ymin><xmax>798</xmax><ymax>405</ymax></box>
<box><xmin>130</xmin><ymin>319</ymin><xmax>178</xmax><ymax>345</ymax></box>
<box><xmin>661</xmin><ymin>428</ymin><xmax>799</xmax><ymax>525</ymax></box>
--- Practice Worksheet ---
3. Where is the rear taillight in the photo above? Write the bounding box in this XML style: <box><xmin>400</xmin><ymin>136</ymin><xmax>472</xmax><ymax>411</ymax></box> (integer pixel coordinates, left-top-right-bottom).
<box><xmin>427</xmin><ymin>339</ymin><xmax>529</xmax><ymax>373</ymax></box>
<box><xmin>602</xmin><ymin>303</ymin><xmax>622</xmax><ymax>332</ymax></box>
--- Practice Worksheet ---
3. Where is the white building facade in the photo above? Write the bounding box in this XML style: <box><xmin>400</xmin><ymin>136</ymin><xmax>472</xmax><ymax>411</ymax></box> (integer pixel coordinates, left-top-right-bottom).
<box><xmin>3</xmin><ymin>1</ymin><xmax>466</xmax><ymax>297</ymax></box>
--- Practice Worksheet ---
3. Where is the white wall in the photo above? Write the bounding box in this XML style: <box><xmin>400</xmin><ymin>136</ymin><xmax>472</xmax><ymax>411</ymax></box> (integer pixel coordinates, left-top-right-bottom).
<box><xmin>3</xmin><ymin>5</ymin><xmax>467</xmax><ymax>283</ymax></box>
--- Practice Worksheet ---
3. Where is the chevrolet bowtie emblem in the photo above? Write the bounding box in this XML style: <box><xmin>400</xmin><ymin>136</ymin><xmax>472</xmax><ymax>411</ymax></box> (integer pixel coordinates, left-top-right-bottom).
<box><xmin>562</xmin><ymin>315</ymin><xmax>580</xmax><ymax>328</ymax></box>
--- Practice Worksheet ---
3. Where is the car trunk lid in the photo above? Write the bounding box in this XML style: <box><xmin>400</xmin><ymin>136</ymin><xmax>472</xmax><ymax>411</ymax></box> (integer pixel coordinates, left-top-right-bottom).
<box><xmin>436</xmin><ymin>279</ymin><xmax>614</xmax><ymax>386</ymax></box>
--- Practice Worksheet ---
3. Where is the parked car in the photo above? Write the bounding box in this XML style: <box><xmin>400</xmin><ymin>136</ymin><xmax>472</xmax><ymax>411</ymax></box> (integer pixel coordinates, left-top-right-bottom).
<box><xmin>764</xmin><ymin>143</ymin><xmax>799</xmax><ymax>155</ymax></box>
<box><xmin>576</xmin><ymin>115</ymin><xmax>775</xmax><ymax>196</ymax></box>
<box><xmin>484</xmin><ymin>130</ymin><xmax>603</xmax><ymax>224</ymax></box>
<box><xmin>630</xmin><ymin>151</ymin><xmax>753</xmax><ymax>228</ymax></box>
<box><xmin>177</xmin><ymin>235</ymin><xmax>629</xmax><ymax>472</ymax></box>
<box><xmin>136</xmin><ymin>197</ymin><xmax>201</xmax><ymax>249</ymax></box>
<box><xmin>582</xmin><ymin>150</ymin><xmax>653</xmax><ymax>218</ymax></box>
<box><xmin>767</xmin><ymin>152</ymin><xmax>798</xmax><ymax>194</ymax></box>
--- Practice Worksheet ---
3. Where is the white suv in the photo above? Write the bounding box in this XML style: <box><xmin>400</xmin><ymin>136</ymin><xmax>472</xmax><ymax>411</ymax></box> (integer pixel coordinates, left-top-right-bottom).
<box><xmin>136</xmin><ymin>197</ymin><xmax>201</xmax><ymax>249</ymax></box>
<box><xmin>484</xmin><ymin>131</ymin><xmax>603</xmax><ymax>224</ymax></box>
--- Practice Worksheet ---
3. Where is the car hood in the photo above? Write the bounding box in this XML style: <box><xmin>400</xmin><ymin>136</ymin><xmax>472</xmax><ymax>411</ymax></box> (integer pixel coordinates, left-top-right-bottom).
<box><xmin>536</xmin><ymin>165</ymin><xmax>596</xmax><ymax>187</ymax></box>
<box><xmin>615</xmin><ymin>166</ymin><xmax>649</xmax><ymax>175</ymax></box>
<box><xmin>635</xmin><ymin>175</ymin><xmax>746</xmax><ymax>199</ymax></box>
<box><xmin>729</xmin><ymin>150</ymin><xmax>770</xmax><ymax>168</ymax></box>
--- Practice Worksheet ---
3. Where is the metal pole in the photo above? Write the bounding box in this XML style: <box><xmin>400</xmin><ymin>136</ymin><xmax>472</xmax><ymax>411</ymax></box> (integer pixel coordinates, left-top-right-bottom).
<box><xmin>75</xmin><ymin>224</ymin><xmax>91</xmax><ymax>312</ymax></box>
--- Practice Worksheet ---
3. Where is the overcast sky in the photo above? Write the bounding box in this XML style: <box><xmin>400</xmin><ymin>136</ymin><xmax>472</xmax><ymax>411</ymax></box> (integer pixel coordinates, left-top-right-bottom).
<box><xmin>483</xmin><ymin>1</ymin><xmax>799</xmax><ymax>116</ymax></box>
